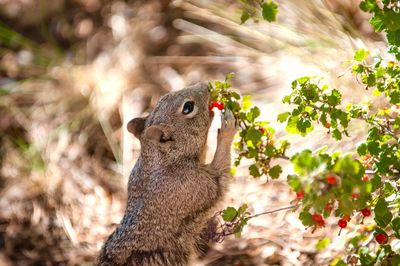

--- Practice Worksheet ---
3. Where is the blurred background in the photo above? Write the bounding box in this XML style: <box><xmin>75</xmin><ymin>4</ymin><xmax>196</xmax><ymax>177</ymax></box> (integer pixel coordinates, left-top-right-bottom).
<box><xmin>0</xmin><ymin>0</ymin><xmax>389</xmax><ymax>265</ymax></box>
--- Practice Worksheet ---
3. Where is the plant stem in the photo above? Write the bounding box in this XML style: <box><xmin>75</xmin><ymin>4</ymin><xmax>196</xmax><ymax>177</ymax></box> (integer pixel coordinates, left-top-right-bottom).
<box><xmin>247</xmin><ymin>204</ymin><xmax>298</xmax><ymax>219</ymax></box>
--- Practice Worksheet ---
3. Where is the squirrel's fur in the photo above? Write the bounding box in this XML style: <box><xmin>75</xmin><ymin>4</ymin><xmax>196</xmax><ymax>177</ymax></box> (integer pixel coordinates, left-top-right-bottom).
<box><xmin>97</xmin><ymin>83</ymin><xmax>237</xmax><ymax>265</ymax></box>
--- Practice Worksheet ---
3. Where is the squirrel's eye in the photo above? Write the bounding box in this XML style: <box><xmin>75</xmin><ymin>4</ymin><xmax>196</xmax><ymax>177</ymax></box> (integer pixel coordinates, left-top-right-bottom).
<box><xmin>182</xmin><ymin>101</ymin><xmax>195</xmax><ymax>114</ymax></box>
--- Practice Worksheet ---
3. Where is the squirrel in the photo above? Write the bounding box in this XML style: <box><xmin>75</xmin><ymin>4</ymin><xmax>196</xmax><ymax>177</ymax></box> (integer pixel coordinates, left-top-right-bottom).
<box><xmin>96</xmin><ymin>82</ymin><xmax>237</xmax><ymax>266</ymax></box>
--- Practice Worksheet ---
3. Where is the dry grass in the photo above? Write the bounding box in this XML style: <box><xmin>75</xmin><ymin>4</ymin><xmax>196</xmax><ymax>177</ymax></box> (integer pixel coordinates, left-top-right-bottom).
<box><xmin>0</xmin><ymin>0</ymin><xmax>389</xmax><ymax>265</ymax></box>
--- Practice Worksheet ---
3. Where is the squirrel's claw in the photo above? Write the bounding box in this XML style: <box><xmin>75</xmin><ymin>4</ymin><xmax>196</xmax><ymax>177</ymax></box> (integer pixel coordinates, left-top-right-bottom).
<box><xmin>223</xmin><ymin>109</ymin><xmax>235</xmax><ymax>129</ymax></box>
<box><xmin>218</xmin><ymin>109</ymin><xmax>237</xmax><ymax>140</ymax></box>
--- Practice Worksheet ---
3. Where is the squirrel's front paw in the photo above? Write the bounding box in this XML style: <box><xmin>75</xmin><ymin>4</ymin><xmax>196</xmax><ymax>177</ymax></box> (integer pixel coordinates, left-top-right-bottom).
<box><xmin>218</xmin><ymin>109</ymin><xmax>238</xmax><ymax>142</ymax></box>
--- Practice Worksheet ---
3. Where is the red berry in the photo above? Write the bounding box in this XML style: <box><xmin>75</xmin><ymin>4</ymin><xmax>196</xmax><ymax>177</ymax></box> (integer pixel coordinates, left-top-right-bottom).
<box><xmin>259</xmin><ymin>128</ymin><xmax>265</xmax><ymax>135</ymax></box>
<box><xmin>209</xmin><ymin>101</ymin><xmax>223</xmax><ymax>110</ymax></box>
<box><xmin>361</xmin><ymin>208</ymin><xmax>371</xmax><ymax>217</ymax></box>
<box><xmin>375</xmin><ymin>233</ymin><xmax>388</xmax><ymax>244</ymax></box>
<box><xmin>216</xmin><ymin>101</ymin><xmax>224</xmax><ymax>110</ymax></box>
<box><xmin>338</xmin><ymin>219</ymin><xmax>347</xmax><ymax>228</ymax></box>
<box><xmin>362</xmin><ymin>176</ymin><xmax>369</xmax><ymax>181</ymax></box>
<box><xmin>312</xmin><ymin>214</ymin><xmax>325</xmax><ymax>226</ymax></box>
<box><xmin>209</xmin><ymin>101</ymin><xmax>217</xmax><ymax>110</ymax></box>
<box><xmin>324</xmin><ymin>122</ymin><xmax>331</xmax><ymax>129</ymax></box>
<box><xmin>296</xmin><ymin>191</ymin><xmax>304</xmax><ymax>199</ymax></box>
<box><xmin>352</xmin><ymin>193</ymin><xmax>360</xmax><ymax>199</ymax></box>
<box><xmin>326</xmin><ymin>174</ymin><xmax>337</xmax><ymax>185</ymax></box>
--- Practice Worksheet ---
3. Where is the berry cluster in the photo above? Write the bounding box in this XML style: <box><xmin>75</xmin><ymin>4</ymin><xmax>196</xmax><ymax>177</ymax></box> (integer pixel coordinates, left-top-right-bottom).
<box><xmin>294</xmin><ymin>172</ymin><xmax>382</xmax><ymax>239</ymax></box>
<box><xmin>307</xmin><ymin>207</ymin><xmax>376</xmax><ymax>238</ymax></box>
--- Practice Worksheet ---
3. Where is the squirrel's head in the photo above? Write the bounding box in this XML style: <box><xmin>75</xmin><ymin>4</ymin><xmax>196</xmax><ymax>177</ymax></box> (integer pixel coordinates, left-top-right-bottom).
<box><xmin>127</xmin><ymin>83</ymin><xmax>213</xmax><ymax>160</ymax></box>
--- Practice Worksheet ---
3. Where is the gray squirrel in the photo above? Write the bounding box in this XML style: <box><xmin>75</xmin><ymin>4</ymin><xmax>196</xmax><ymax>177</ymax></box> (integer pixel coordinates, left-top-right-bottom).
<box><xmin>97</xmin><ymin>83</ymin><xmax>237</xmax><ymax>265</ymax></box>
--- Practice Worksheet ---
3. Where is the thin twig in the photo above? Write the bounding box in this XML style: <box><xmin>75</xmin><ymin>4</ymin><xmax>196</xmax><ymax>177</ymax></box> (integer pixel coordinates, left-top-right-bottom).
<box><xmin>276</xmin><ymin>155</ymin><xmax>290</xmax><ymax>160</ymax></box>
<box><xmin>247</xmin><ymin>205</ymin><xmax>298</xmax><ymax>219</ymax></box>
<box><xmin>360</xmin><ymin>114</ymin><xmax>399</xmax><ymax>142</ymax></box>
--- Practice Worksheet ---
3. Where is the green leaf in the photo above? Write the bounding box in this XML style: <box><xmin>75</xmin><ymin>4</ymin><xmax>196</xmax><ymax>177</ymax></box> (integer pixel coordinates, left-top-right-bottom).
<box><xmin>287</xmin><ymin>175</ymin><xmax>301</xmax><ymax>191</ymax></box>
<box><xmin>225</xmin><ymin>72</ymin><xmax>235</xmax><ymax>81</ymax></box>
<box><xmin>214</xmin><ymin>80</ymin><xmax>224</xmax><ymax>89</ymax></box>
<box><xmin>277</xmin><ymin>112</ymin><xmax>291</xmax><ymax>123</ymax></box>
<box><xmin>316</xmin><ymin>238</ymin><xmax>331</xmax><ymax>251</ymax></box>
<box><xmin>389</xmin><ymin>91</ymin><xmax>400</xmax><ymax>104</ymax></box>
<box><xmin>390</xmin><ymin>217</ymin><xmax>400</xmax><ymax>238</ymax></box>
<box><xmin>366</xmin><ymin>74</ymin><xmax>376</xmax><ymax>87</ymax></box>
<box><xmin>352</xmin><ymin>64</ymin><xmax>365</xmax><ymax>73</ymax></box>
<box><xmin>383</xmin><ymin>10</ymin><xmax>400</xmax><ymax>31</ymax></box>
<box><xmin>282</xmin><ymin>95</ymin><xmax>291</xmax><ymax>103</ymax></box>
<box><xmin>222</xmin><ymin>207</ymin><xmax>237</xmax><ymax>222</ymax></box>
<box><xmin>296</xmin><ymin>117</ymin><xmax>312</xmax><ymax>133</ymax></box>
<box><xmin>231</xmin><ymin>91</ymin><xmax>241</xmax><ymax>100</ymax></box>
<box><xmin>264</xmin><ymin>144</ymin><xmax>275</xmax><ymax>157</ymax></box>
<box><xmin>230</xmin><ymin>166</ymin><xmax>237</xmax><ymax>176</ymax></box>
<box><xmin>247</xmin><ymin>106</ymin><xmax>261</xmax><ymax>122</ymax></box>
<box><xmin>268</xmin><ymin>165</ymin><xmax>282</xmax><ymax>179</ymax></box>
<box><xmin>332</xmin><ymin>128</ymin><xmax>342</xmax><ymax>140</ymax></box>
<box><xmin>237</xmin><ymin>204</ymin><xmax>248</xmax><ymax>215</ymax></box>
<box><xmin>234</xmin><ymin>217</ymin><xmax>249</xmax><ymax>238</ymax></box>
<box><xmin>315</xmin><ymin>145</ymin><xmax>328</xmax><ymax>154</ymax></box>
<box><xmin>247</xmin><ymin>147</ymin><xmax>258</xmax><ymax>157</ymax></box>
<box><xmin>370</xmin><ymin>15</ymin><xmax>385</xmax><ymax>32</ymax></box>
<box><xmin>299</xmin><ymin>211</ymin><xmax>314</xmax><ymax>226</ymax></box>
<box><xmin>358</xmin><ymin>246</ymin><xmax>377</xmax><ymax>266</ymax></box>
<box><xmin>330</xmin><ymin>258</ymin><xmax>347</xmax><ymax>266</ymax></box>
<box><xmin>374</xmin><ymin>198</ymin><xmax>389</xmax><ymax>216</ymax></box>
<box><xmin>395</xmin><ymin>116</ymin><xmax>400</xmax><ymax>129</ymax></box>
<box><xmin>367</xmin><ymin>140</ymin><xmax>380</xmax><ymax>155</ymax></box>
<box><xmin>291</xmin><ymin>149</ymin><xmax>321</xmax><ymax>175</ymax></box>
<box><xmin>383</xmin><ymin>182</ymin><xmax>395</xmax><ymax>196</ymax></box>
<box><xmin>302</xmin><ymin>83</ymin><xmax>319</xmax><ymax>101</ymax></box>
<box><xmin>326</xmin><ymin>89</ymin><xmax>342</xmax><ymax>106</ymax></box>
<box><xmin>387</xmin><ymin>30</ymin><xmax>400</xmax><ymax>46</ymax></box>
<box><xmin>372</xmin><ymin>89</ymin><xmax>382</xmax><ymax>97</ymax></box>
<box><xmin>333</xmin><ymin>156</ymin><xmax>364</xmax><ymax>178</ymax></box>
<box><xmin>348</xmin><ymin>235</ymin><xmax>366</xmax><ymax>249</ymax></box>
<box><xmin>354</xmin><ymin>48</ymin><xmax>370</xmax><ymax>61</ymax></box>
<box><xmin>249</xmin><ymin>164</ymin><xmax>261</xmax><ymax>177</ymax></box>
<box><xmin>246</xmin><ymin>128</ymin><xmax>262</xmax><ymax>144</ymax></box>
<box><xmin>374</xmin><ymin>198</ymin><xmax>393</xmax><ymax>227</ymax></box>
<box><xmin>359</xmin><ymin>0</ymin><xmax>377</xmax><ymax>12</ymax></box>
<box><xmin>261</xmin><ymin>1</ymin><xmax>278</xmax><ymax>22</ymax></box>
<box><xmin>242</xmin><ymin>95</ymin><xmax>252</xmax><ymax>110</ymax></box>
<box><xmin>240</xmin><ymin>10</ymin><xmax>250</xmax><ymax>24</ymax></box>
<box><xmin>375</xmin><ymin>212</ymin><xmax>393</xmax><ymax>228</ymax></box>
<box><xmin>297</xmin><ymin>76</ymin><xmax>311</xmax><ymax>84</ymax></box>
<box><xmin>371</xmin><ymin>175</ymin><xmax>382</xmax><ymax>191</ymax></box>
<box><xmin>357</xmin><ymin>142</ymin><xmax>368</xmax><ymax>156</ymax></box>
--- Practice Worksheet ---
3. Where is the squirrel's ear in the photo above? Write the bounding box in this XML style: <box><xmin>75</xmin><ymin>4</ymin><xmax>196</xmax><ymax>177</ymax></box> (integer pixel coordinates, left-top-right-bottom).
<box><xmin>144</xmin><ymin>125</ymin><xmax>174</xmax><ymax>144</ymax></box>
<box><xmin>127</xmin><ymin>117</ymin><xmax>147</xmax><ymax>138</ymax></box>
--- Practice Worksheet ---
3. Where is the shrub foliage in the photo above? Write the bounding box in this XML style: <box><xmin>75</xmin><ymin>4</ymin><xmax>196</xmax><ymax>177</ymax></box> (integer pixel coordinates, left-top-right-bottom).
<box><xmin>209</xmin><ymin>1</ymin><xmax>400</xmax><ymax>264</ymax></box>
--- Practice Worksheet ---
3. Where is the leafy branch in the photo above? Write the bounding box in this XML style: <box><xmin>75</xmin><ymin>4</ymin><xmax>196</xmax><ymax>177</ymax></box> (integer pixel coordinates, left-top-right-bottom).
<box><xmin>213</xmin><ymin>204</ymin><xmax>297</xmax><ymax>242</ymax></box>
